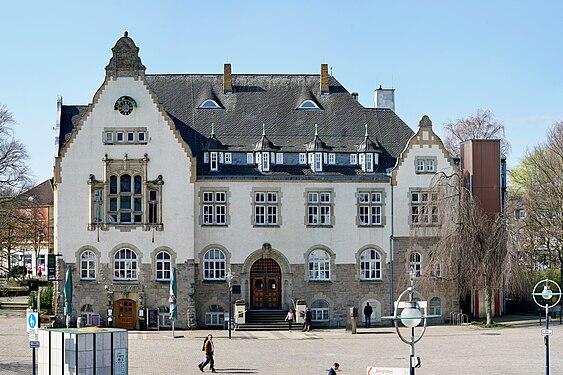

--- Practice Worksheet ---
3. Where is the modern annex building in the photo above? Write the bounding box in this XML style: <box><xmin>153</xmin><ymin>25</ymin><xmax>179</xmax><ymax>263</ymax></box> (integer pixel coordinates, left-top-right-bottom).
<box><xmin>53</xmin><ymin>32</ymin><xmax>456</xmax><ymax>329</ymax></box>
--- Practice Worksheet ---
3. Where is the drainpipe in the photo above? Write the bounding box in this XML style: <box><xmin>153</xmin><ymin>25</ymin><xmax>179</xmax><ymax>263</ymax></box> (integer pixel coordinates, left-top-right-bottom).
<box><xmin>388</xmin><ymin>171</ymin><xmax>395</xmax><ymax>317</ymax></box>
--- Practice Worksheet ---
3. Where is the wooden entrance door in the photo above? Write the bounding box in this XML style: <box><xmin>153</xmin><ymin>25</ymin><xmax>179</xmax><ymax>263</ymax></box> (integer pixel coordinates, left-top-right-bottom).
<box><xmin>250</xmin><ymin>258</ymin><xmax>281</xmax><ymax>309</ymax></box>
<box><xmin>114</xmin><ymin>299</ymin><xmax>136</xmax><ymax>330</ymax></box>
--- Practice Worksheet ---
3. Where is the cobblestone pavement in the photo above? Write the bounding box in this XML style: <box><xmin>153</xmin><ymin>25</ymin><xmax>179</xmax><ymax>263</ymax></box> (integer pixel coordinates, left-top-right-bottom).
<box><xmin>1</xmin><ymin>309</ymin><xmax>562</xmax><ymax>375</ymax></box>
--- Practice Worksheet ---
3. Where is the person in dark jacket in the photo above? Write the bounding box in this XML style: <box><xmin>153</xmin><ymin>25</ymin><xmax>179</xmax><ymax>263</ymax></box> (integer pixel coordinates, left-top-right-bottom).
<box><xmin>303</xmin><ymin>307</ymin><xmax>312</xmax><ymax>332</ymax></box>
<box><xmin>328</xmin><ymin>362</ymin><xmax>340</xmax><ymax>375</ymax></box>
<box><xmin>198</xmin><ymin>334</ymin><xmax>217</xmax><ymax>373</ymax></box>
<box><xmin>364</xmin><ymin>302</ymin><xmax>373</xmax><ymax>328</ymax></box>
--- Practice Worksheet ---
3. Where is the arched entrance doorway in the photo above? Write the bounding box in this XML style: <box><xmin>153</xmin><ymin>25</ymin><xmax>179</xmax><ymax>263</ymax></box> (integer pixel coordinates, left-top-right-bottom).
<box><xmin>250</xmin><ymin>258</ymin><xmax>281</xmax><ymax>309</ymax></box>
<box><xmin>114</xmin><ymin>299</ymin><xmax>136</xmax><ymax>329</ymax></box>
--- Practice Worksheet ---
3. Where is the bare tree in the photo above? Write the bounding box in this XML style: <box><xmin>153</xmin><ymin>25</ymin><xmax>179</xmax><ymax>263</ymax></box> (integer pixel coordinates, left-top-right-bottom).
<box><xmin>510</xmin><ymin>122</ymin><xmax>563</xmax><ymax>283</ymax></box>
<box><xmin>443</xmin><ymin>109</ymin><xmax>511</xmax><ymax>158</ymax></box>
<box><xmin>423</xmin><ymin>171</ymin><xmax>523</xmax><ymax>325</ymax></box>
<box><xmin>0</xmin><ymin>104</ymin><xmax>33</xmax><ymax>278</ymax></box>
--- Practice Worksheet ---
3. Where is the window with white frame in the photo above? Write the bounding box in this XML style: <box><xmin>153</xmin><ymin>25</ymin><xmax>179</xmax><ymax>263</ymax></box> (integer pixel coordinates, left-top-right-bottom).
<box><xmin>108</xmin><ymin>174</ymin><xmax>143</xmax><ymax>224</ymax></box>
<box><xmin>297</xmin><ymin>100</ymin><xmax>320</xmax><ymax>109</ymax></box>
<box><xmin>202</xmin><ymin>191</ymin><xmax>227</xmax><ymax>225</ymax></box>
<box><xmin>350</xmin><ymin>154</ymin><xmax>357</xmax><ymax>165</ymax></box>
<box><xmin>311</xmin><ymin>300</ymin><xmax>330</xmax><ymax>321</ymax></box>
<box><xmin>80</xmin><ymin>304</ymin><xmax>96</xmax><ymax>326</ymax></box>
<box><xmin>299</xmin><ymin>153</ymin><xmax>307</xmax><ymax>164</ymax></box>
<box><xmin>116</xmin><ymin>132</ymin><xmax>124</xmax><ymax>142</ymax></box>
<box><xmin>105</xmin><ymin>132</ymin><xmax>113</xmax><ymax>143</ymax></box>
<box><xmin>415</xmin><ymin>157</ymin><xmax>437</xmax><ymax>173</ymax></box>
<box><xmin>308</xmin><ymin>249</ymin><xmax>331</xmax><ymax>280</ymax></box>
<box><xmin>358</xmin><ymin>191</ymin><xmax>383</xmax><ymax>226</ymax></box>
<box><xmin>80</xmin><ymin>250</ymin><xmax>96</xmax><ymax>280</ymax></box>
<box><xmin>410</xmin><ymin>192</ymin><xmax>438</xmax><ymax>225</ymax></box>
<box><xmin>360</xmin><ymin>249</ymin><xmax>382</xmax><ymax>280</ymax></box>
<box><xmin>432</xmin><ymin>262</ymin><xmax>442</xmax><ymax>278</ymax></box>
<box><xmin>92</xmin><ymin>189</ymin><xmax>104</xmax><ymax>224</ymax></box>
<box><xmin>328</xmin><ymin>153</ymin><xmax>336</xmax><ymax>164</ymax></box>
<box><xmin>276</xmin><ymin>153</ymin><xmax>283</xmax><ymax>164</ymax></box>
<box><xmin>155</xmin><ymin>251</ymin><xmax>171</xmax><ymax>281</ymax></box>
<box><xmin>307</xmin><ymin>191</ymin><xmax>332</xmax><ymax>226</ymax></box>
<box><xmin>199</xmin><ymin>99</ymin><xmax>221</xmax><ymax>109</ymax></box>
<box><xmin>314</xmin><ymin>153</ymin><xmax>323</xmax><ymax>171</ymax></box>
<box><xmin>114</xmin><ymin>248</ymin><xmax>138</xmax><ymax>280</ymax></box>
<box><xmin>224</xmin><ymin>153</ymin><xmax>232</xmax><ymax>164</ymax></box>
<box><xmin>103</xmin><ymin>128</ymin><xmax>148</xmax><ymax>145</ymax></box>
<box><xmin>158</xmin><ymin>306</ymin><xmax>171</xmax><ymax>327</ymax></box>
<box><xmin>247</xmin><ymin>153</ymin><xmax>254</xmax><ymax>164</ymax></box>
<box><xmin>210</xmin><ymin>152</ymin><xmax>218</xmax><ymax>171</ymax></box>
<box><xmin>203</xmin><ymin>248</ymin><xmax>226</xmax><ymax>280</ymax></box>
<box><xmin>429</xmin><ymin>297</ymin><xmax>441</xmax><ymax>316</ymax></box>
<box><xmin>409</xmin><ymin>252</ymin><xmax>422</xmax><ymax>276</ymax></box>
<box><xmin>138</xmin><ymin>132</ymin><xmax>146</xmax><ymax>143</ymax></box>
<box><xmin>127</xmin><ymin>132</ymin><xmax>134</xmax><ymax>142</ymax></box>
<box><xmin>148</xmin><ymin>189</ymin><xmax>159</xmax><ymax>224</ymax></box>
<box><xmin>254</xmin><ymin>191</ymin><xmax>279</xmax><ymax>226</ymax></box>
<box><xmin>205</xmin><ymin>305</ymin><xmax>225</xmax><ymax>326</ymax></box>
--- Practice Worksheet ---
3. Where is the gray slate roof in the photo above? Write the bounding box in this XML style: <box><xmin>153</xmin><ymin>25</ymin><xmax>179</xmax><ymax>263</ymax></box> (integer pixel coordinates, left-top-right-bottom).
<box><xmin>59</xmin><ymin>72</ymin><xmax>414</xmax><ymax>178</ymax></box>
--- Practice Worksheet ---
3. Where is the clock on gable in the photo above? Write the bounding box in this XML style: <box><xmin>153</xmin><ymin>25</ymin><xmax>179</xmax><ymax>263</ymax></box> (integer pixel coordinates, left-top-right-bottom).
<box><xmin>114</xmin><ymin>96</ymin><xmax>137</xmax><ymax>116</ymax></box>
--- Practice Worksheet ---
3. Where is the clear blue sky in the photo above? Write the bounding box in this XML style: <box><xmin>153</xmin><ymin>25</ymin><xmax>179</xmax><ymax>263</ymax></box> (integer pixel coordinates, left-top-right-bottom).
<box><xmin>1</xmin><ymin>1</ymin><xmax>562</xmax><ymax>184</ymax></box>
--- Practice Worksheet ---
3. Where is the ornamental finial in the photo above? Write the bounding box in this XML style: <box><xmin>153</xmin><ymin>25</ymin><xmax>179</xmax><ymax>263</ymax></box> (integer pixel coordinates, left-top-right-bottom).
<box><xmin>314</xmin><ymin>123</ymin><xmax>318</xmax><ymax>136</ymax></box>
<box><xmin>262</xmin><ymin>123</ymin><xmax>266</xmax><ymax>136</ymax></box>
<box><xmin>124</xmin><ymin>31</ymin><xmax>128</xmax><ymax>37</ymax></box>
<box><xmin>365</xmin><ymin>124</ymin><xmax>368</xmax><ymax>137</ymax></box>
<box><xmin>211</xmin><ymin>122</ymin><xmax>215</xmax><ymax>136</ymax></box>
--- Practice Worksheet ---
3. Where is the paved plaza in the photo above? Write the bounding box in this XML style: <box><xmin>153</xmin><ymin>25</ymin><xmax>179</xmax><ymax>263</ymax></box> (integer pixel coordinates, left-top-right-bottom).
<box><xmin>1</xmin><ymin>309</ymin><xmax>562</xmax><ymax>375</ymax></box>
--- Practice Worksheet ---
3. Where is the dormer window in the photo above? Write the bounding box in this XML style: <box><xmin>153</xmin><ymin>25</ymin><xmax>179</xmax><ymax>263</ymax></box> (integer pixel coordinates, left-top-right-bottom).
<box><xmin>298</xmin><ymin>100</ymin><xmax>320</xmax><ymax>110</ymax></box>
<box><xmin>199</xmin><ymin>99</ymin><xmax>221</xmax><ymax>109</ymax></box>
<box><xmin>210</xmin><ymin>152</ymin><xmax>218</xmax><ymax>171</ymax></box>
<box><xmin>255</xmin><ymin>151</ymin><xmax>271</xmax><ymax>172</ymax></box>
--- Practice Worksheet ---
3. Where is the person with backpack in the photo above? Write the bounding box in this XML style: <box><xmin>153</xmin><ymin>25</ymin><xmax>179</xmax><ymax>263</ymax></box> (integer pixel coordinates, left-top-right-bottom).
<box><xmin>198</xmin><ymin>334</ymin><xmax>217</xmax><ymax>373</ymax></box>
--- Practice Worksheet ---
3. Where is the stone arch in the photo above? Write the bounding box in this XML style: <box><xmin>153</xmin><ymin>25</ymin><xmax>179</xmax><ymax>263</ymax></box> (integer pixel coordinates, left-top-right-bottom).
<box><xmin>241</xmin><ymin>243</ymin><xmax>291</xmax><ymax>275</ymax></box>
<box><xmin>360</xmin><ymin>297</ymin><xmax>382</xmax><ymax>323</ymax></box>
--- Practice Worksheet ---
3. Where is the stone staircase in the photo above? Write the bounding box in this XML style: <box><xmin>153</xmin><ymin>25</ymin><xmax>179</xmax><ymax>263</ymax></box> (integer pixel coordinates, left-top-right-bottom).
<box><xmin>237</xmin><ymin>310</ymin><xmax>289</xmax><ymax>331</ymax></box>
<box><xmin>0</xmin><ymin>295</ymin><xmax>29</xmax><ymax>310</ymax></box>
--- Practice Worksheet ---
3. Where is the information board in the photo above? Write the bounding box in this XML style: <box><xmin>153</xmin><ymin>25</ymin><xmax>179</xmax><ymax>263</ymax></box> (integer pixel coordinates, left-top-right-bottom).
<box><xmin>367</xmin><ymin>367</ymin><xmax>408</xmax><ymax>375</ymax></box>
<box><xmin>148</xmin><ymin>309</ymin><xmax>158</xmax><ymax>329</ymax></box>
<box><xmin>114</xmin><ymin>348</ymin><xmax>128</xmax><ymax>375</ymax></box>
<box><xmin>47</xmin><ymin>254</ymin><xmax>56</xmax><ymax>281</ymax></box>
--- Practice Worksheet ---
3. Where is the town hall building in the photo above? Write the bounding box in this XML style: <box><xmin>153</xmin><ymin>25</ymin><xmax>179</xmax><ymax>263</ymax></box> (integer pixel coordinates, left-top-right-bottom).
<box><xmin>53</xmin><ymin>32</ymin><xmax>456</xmax><ymax>329</ymax></box>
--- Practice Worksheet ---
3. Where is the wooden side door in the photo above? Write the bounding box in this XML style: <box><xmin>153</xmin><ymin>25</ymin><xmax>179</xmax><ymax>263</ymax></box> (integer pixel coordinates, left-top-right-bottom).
<box><xmin>265</xmin><ymin>276</ymin><xmax>280</xmax><ymax>309</ymax></box>
<box><xmin>252</xmin><ymin>276</ymin><xmax>266</xmax><ymax>308</ymax></box>
<box><xmin>114</xmin><ymin>299</ymin><xmax>136</xmax><ymax>330</ymax></box>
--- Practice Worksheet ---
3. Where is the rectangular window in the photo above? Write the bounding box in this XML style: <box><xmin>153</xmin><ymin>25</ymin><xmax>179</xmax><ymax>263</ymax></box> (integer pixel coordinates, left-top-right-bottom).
<box><xmin>358</xmin><ymin>191</ymin><xmax>383</xmax><ymax>226</ymax></box>
<box><xmin>105</xmin><ymin>132</ymin><xmax>114</xmax><ymax>143</ymax></box>
<box><xmin>204</xmin><ymin>152</ymin><xmax>209</xmax><ymax>163</ymax></box>
<box><xmin>116</xmin><ymin>132</ymin><xmax>124</xmax><ymax>142</ymax></box>
<box><xmin>365</xmin><ymin>154</ymin><xmax>373</xmax><ymax>172</ymax></box>
<box><xmin>315</xmin><ymin>153</ymin><xmax>323</xmax><ymax>171</ymax></box>
<box><xmin>202</xmin><ymin>190</ymin><xmax>228</xmax><ymax>226</ymax></box>
<box><xmin>224</xmin><ymin>153</ymin><xmax>232</xmax><ymax>164</ymax></box>
<box><xmin>416</xmin><ymin>158</ymin><xmax>437</xmax><ymax>173</ymax></box>
<box><xmin>350</xmin><ymin>154</ymin><xmax>357</xmax><ymax>164</ymax></box>
<box><xmin>328</xmin><ymin>153</ymin><xmax>336</xmax><ymax>165</ymax></box>
<box><xmin>247</xmin><ymin>153</ymin><xmax>254</xmax><ymax>164</ymax></box>
<box><xmin>254</xmin><ymin>191</ymin><xmax>279</xmax><ymax>226</ymax></box>
<box><xmin>262</xmin><ymin>152</ymin><xmax>270</xmax><ymax>171</ymax></box>
<box><xmin>276</xmin><ymin>153</ymin><xmax>283</xmax><ymax>164</ymax></box>
<box><xmin>148</xmin><ymin>190</ymin><xmax>158</xmax><ymax>224</ymax></box>
<box><xmin>138</xmin><ymin>132</ymin><xmax>146</xmax><ymax>143</ymax></box>
<box><xmin>299</xmin><ymin>153</ymin><xmax>307</xmax><ymax>164</ymax></box>
<box><xmin>426</xmin><ymin>159</ymin><xmax>435</xmax><ymax>172</ymax></box>
<box><xmin>307</xmin><ymin>191</ymin><xmax>332</xmax><ymax>226</ymax></box>
<box><xmin>93</xmin><ymin>189</ymin><xmax>104</xmax><ymax>224</ymax></box>
<box><xmin>127</xmin><ymin>132</ymin><xmax>135</xmax><ymax>142</ymax></box>
<box><xmin>210</xmin><ymin>152</ymin><xmax>218</xmax><ymax>171</ymax></box>
<box><xmin>411</xmin><ymin>191</ymin><xmax>438</xmax><ymax>225</ymax></box>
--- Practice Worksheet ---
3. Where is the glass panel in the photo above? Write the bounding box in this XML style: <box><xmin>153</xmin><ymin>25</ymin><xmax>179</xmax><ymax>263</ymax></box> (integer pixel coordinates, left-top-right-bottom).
<box><xmin>134</xmin><ymin>197</ymin><xmax>142</xmax><ymax>211</ymax></box>
<box><xmin>120</xmin><ymin>175</ymin><xmax>131</xmax><ymax>193</ymax></box>
<box><xmin>255</xmin><ymin>279</ymin><xmax>264</xmax><ymax>290</ymax></box>
<box><xmin>110</xmin><ymin>176</ymin><xmax>117</xmax><ymax>195</ymax></box>
<box><xmin>134</xmin><ymin>176</ymin><xmax>142</xmax><ymax>194</ymax></box>
<box><xmin>109</xmin><ymin>198</ymin><xmax>117</xmax><ymax>211</ymax></box>
<box><xmin>120</xmin><ymin>196</ymin><xmax>131</xmax><ymax>210</ymax></box>
<box><xmin>120</xmin><ymin>212</ymin><xmax>131</xmax><ymax>223</ymax></box>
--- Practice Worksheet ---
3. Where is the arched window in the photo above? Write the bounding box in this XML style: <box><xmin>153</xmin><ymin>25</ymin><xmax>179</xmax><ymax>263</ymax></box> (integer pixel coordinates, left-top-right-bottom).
<box><xmin>199</xmin><ymin>99</ymin><xmax>221</xmax><ymax>109</ymax></box>
<box><xmin>360</xmin><ymin>249</ymin><xmax>382</xmax><ymax>280</ymax></box>
<box><xmin>298</xmin><ymin>100</ymin><xmax>320</xmax><ymax>109</ymax></box>
<box><xmin>114</xmin><ymin>248</ymin><xmax>138</xmax><ymax>280</ymax></box>
<box><xmin>308</xmin><ymin>249</ymin><xmax>331</xmax><ymax>281</ymax></box>
<box><xmin>203</xmin><ymin>248</ymin><xmax>226</xmax><ymax>280</ymax></box>
<box><xmin>80</xmin><ymin>304</ymin><xmax>99</xmax><ymax>326</ymax></box>
<box><xmin>311</xmin><ymin>300</ymin><xmax>330</xmax><ymax>321</ymax></box>
<box><xmin>158</xmin><ymin>306</ymin><xmax>171</xmax><ymax>327</ymax></box>
<box><xmin>108</xmin><ymin>173</ymin><xmax>143</xmax><ymax>224</ymax></box>
<box><xmin>155</xmin><ymin>251</ymin><xmax>171</xmax><ymax>281</ymax></box>
<box><xmin>429</xmin><ymin>297</ymin><xmax>442</xmax><ymax>316</ymax></box>
<box><xmin>80</xmin><ymin>250</ymin><xmax>96</xmax><ymax>280</ymax></box>
<box><xmin>205</xmin><ymin>304</ymin><xmax>225</xmax><ymax>326</ymax></box>
<box><xmin>409</xmin><ymin>252</ymin><xmax>422</xmax><ymax>276</ymax></box>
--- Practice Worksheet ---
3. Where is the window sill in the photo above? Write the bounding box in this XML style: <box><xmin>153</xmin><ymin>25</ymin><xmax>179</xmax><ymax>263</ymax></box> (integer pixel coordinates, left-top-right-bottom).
<box><xmin>358</xmin><ymin>224</ymin><xmax>384</xmax><ymax>228</ymax></box>
<box><xmin>79</xmin><ymin>278</ymin><xmax>97</xmax><ymax>282</ymax></box>
<box><xmin>253</xmin><ymin>224</ymin><xmax>281</xmax><ymax>228</ymax></box>
<box><xmin>202</xmin><ymin>279</ymin><xmax>227</xmax><ymax>284</ymax></box>
<box><xmin>112</xmin><ymin>279</ymin><xmax>140</xmax><ymax>283</ymax></box>
<box><xmin>359</xmin><ymin>279</ymin><xmax>384</xmax><ymax>283</ymax></box>
<box><xmin>306</xmin><ymin>225</ymin><xmax>334</xmax><ymax>228</ymax></box>
<box><xmin>308</xmin><ymin>280</ymin><xmax>332</xmax><ymax>283</ymax></box>
<box><xmin>201</xmin><ymin>224</ymin><xmax>228</xmax><ymax>227</ymax></box>
<box><xmin>415</xmin><ymin>171</ymin><xmax>436</xmax><ymax>174</ymax></box>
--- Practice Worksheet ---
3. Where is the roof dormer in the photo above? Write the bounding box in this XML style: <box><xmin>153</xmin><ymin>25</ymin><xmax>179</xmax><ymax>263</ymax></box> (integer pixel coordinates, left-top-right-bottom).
<box><xmin>199</xmin><ymin>99</ymin><xmax>222</xmax><ymax>109</ymax></box>
<box><xmin>357</xmin><ymin>124</ymin><xmax>382</xmax><ymax>173</ymax></box>
<box><xmin>305</xmin><ymin>124</ymin><xmax>331</xmax><ymax>172</ymax></box>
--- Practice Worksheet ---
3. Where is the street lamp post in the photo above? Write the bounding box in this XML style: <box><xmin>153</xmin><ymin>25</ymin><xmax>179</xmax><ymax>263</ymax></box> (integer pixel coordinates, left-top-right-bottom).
<box><xmin>532</xmin><ymin>279</ymin><xmax>562</xmax><ymax>375</ymax></box>
<box><xmin>226</xmin><ymin>269</ymin><xmax>235</xmax><ymax>340</ymax></box>
<box><xmin>383</xmin><ymin>269</ymin><xmax>438</xmax><ymax>375</ymax></box>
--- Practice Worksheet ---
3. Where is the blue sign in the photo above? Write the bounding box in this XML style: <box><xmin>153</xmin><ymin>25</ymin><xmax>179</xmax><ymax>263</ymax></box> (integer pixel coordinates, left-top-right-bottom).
<box><xmin>28</xmin><ymin>314</ymin><xmax>37</xmax><ymax>329</ymax></box>
<box><xmin>26</xmin><ymin>312</ymin><xmax>38</xmax><ymax>334</ymax></box>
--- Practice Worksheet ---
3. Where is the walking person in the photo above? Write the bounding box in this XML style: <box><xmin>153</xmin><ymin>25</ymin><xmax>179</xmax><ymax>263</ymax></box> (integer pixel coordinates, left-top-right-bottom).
<box><xmin>328</xmin><ymin>362</ymin><xmax>340</xmax><ymax>375</ymax></box>
<box><xmin>285</xmin><ymin>308</ymin><xmax>295</xmax><ymax>332</ymax></box>
<box><xmin>302</xmin><ymin>307</ymin><xmax>312</xmax><ymax>332</ymax></box>
<box><xmin>198</xmin><ymin>334</ymin><xmax>217</xmax><ymax>373</ymax></box>
<box><xmin>364</xmin><ymin>302</ymin><xmax>373</xmax><ymax>328</ymax></box>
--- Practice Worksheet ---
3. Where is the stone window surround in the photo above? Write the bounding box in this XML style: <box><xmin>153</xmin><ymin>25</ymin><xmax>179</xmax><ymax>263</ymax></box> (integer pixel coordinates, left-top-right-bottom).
<box><xmin>414</xmin><ymin>156</ymin><xmax>437</xmax><ymax>173</ymax></box>
<box><xmin>355</xmin><ymin>188</ymin><xmax>387</xmax><ymax>227</ymax></box>
<box><xmin>198</xmin><ymin>244</ymin><xmax>232</xmax><ymax>282</ymax></box>
<box><xmin>355</xmin><ymin>245</ymin><xmax>387</xmax><ymax>281</ymax></box>
<box><xmin>110</xmin><ymin>243</ymin><xmax>143</xmax><ymax>282</ymax></box>
<box><xmin>198</xmin><ymin>187</ymin><xmax>231</xmax><ymax>226</ymax></box>
<box><xmin>251</xmin><ymin>188</ymin><xmax>282</xmax><ymax>227</ymax></box>
<box><xmin>103</xmin><ymin>127</ymin><xmax>148</xmax><ymax>145</ymax></box>
<box><xmin>304</xmin><ymin>188</ymin><xmax>335</xmax><ymax>227</ymax></box>
<box><xmin>303</xmin><ymin>245</ymin><xmax>336</xmax><ymax>282</ymax></box>
<box><xmin>75</xmin><ymin>245</ymin><xmax>101</xmax><ymax>281</ymax></box>
<box><xmin>149</xmin><ymin>246</ymin><xmax>177</xmax><ymax>282</ymax></box>
<box><xmin>408</xmin><ymin>189</ymin><xmax>439</xmax><ymax>227</ymax></box>
<box><xmin>408</xmin><ymin>250</ymin><xmax>423</xmax><ymax>276</ymax></box>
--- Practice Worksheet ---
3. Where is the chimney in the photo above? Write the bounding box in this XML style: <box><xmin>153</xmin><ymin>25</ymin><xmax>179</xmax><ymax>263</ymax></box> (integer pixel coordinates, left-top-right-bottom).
<box><xmin>351</xmin><ymin>92</ymin><xmax>359</xmax><ymax>101</ymax></box>
<box><xmin>223</xmin><ymin>63</ymin><xmax>233</xmax><ymax>94</ymax></box>
<box><xmin>320</xmin><ymin>64</ymin><xmax>329</xmax><ymax>95</ymax></box>
<box><xmin>375</xmin><ymin>85</ymin><xmax>395</xmax><ymax>111</ymax></box>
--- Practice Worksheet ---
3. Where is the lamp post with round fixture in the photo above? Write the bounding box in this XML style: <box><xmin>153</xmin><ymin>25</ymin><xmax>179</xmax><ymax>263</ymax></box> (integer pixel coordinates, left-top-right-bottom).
<box><xmin>532</xmin><ymin>279</ymin><xmax>562</xmax><ymax>375</ymax></box>
<box><xmin>226</xmin><ymin>269</ymin><xmax>235</xmax><ymax>339</ymax></box>
<box><xmin>383</xmin><ymin>269</ymin><xmax>439</xmax><ymax>375</ymax></box>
